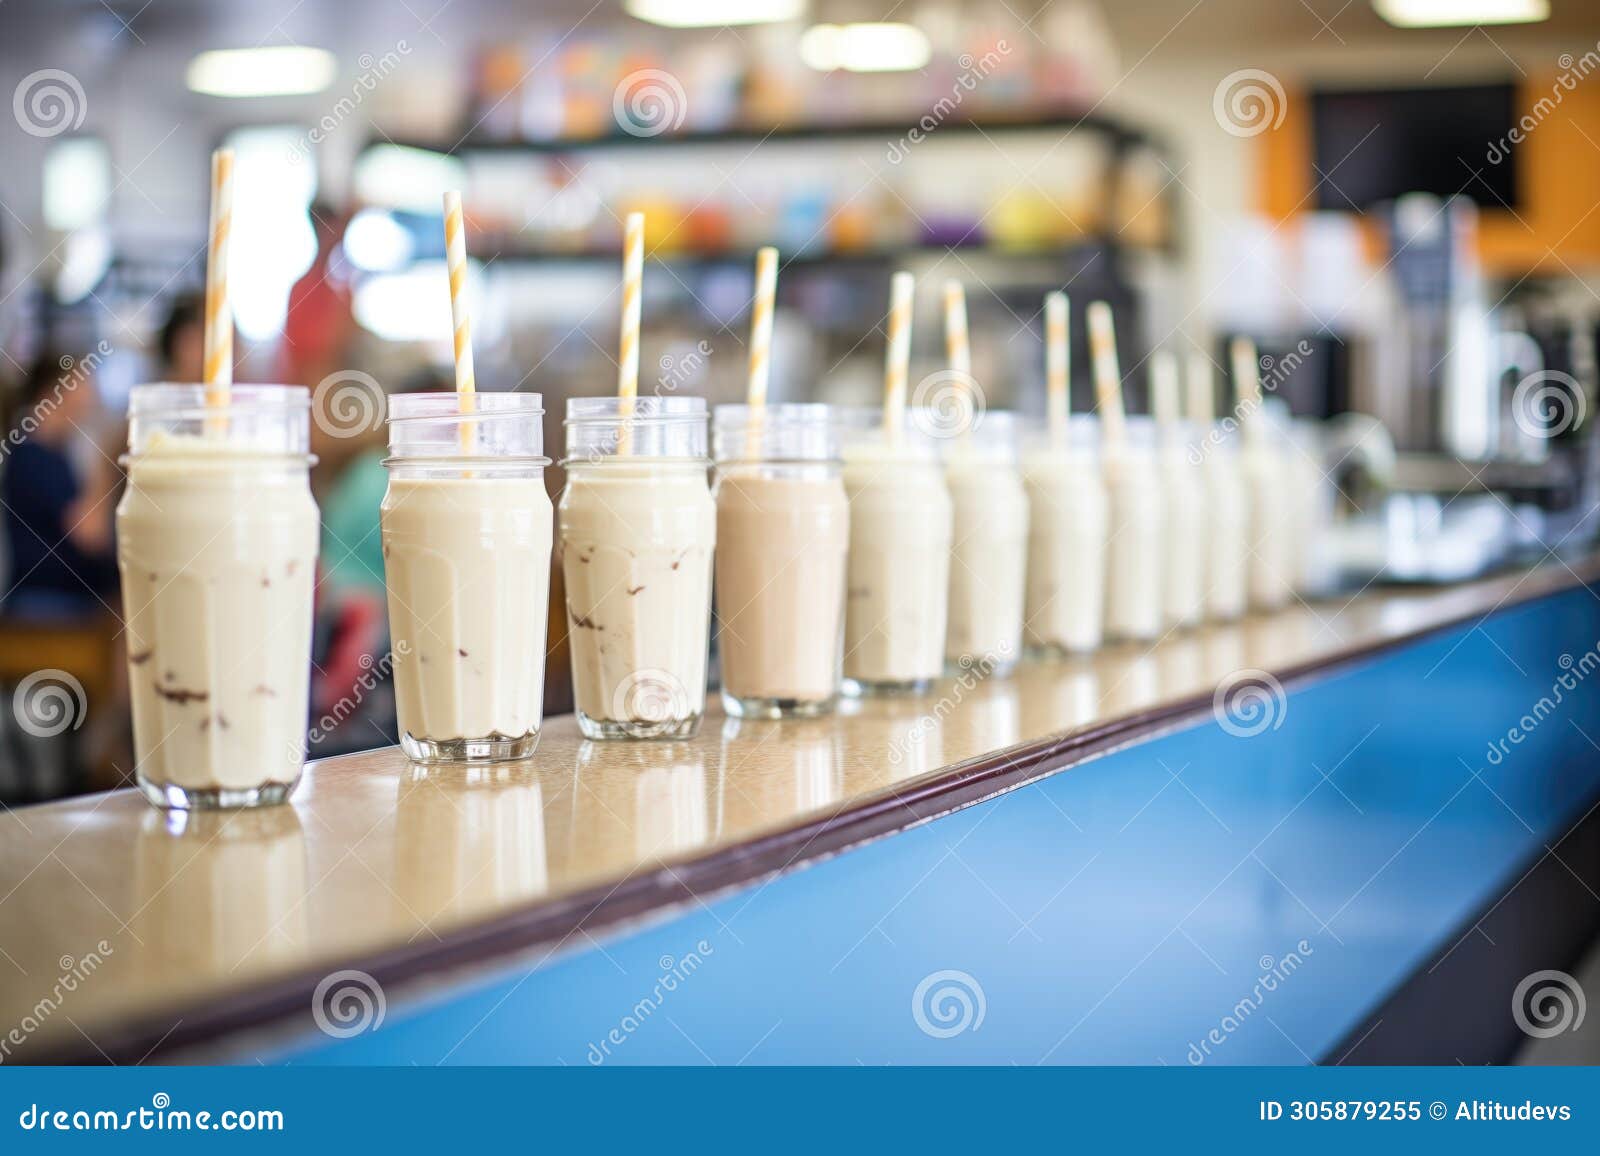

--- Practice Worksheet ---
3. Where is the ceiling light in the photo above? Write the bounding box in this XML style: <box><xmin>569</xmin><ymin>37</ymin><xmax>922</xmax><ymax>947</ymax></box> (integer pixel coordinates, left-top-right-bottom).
<box><xmin>186</xmin><ymin>47</ymin><xmax>338</xmax><ymax>98</ymax></box>
<box><xmin>1371</xmin><ymin>0</ymin><xmax>1548</xmax><ymax>28</ymax></box>
<box><xmin>625</xmin><ymin>0</ymin><xmax>805</xmax><ymax>28</ymax></box>
<box><xmin>800</xmin><ymin>23</ymin><xmax>931</xmax><ymax>73</ymax></box>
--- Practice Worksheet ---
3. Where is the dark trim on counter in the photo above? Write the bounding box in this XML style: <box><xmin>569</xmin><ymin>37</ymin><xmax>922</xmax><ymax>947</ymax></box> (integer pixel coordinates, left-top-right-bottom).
<box><xmin>41</xmin><ymin>558</ymin><xmax>1600</xmax><ymax>1064</ymax></box>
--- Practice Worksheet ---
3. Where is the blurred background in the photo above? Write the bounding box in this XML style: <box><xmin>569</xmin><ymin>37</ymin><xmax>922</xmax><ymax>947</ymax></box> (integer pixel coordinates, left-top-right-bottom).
<box><xmin>2</xmin><ymin>0</ymin><xmax>1599</xmax><ymax>801</ymax></box>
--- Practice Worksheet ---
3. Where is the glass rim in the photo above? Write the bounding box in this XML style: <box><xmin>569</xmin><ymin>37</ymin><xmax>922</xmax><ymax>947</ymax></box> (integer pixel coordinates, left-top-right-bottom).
<box><xmin>128</xmin><ymin>383</ymin><xmax>310</xmax><ymax>415</ymax></box>
<box><xmin>565</xmin><ymin>395</ymin><xmax>707</xmax><ymax>424</ymax></box>
<box><xmin>388</xmin><ymin>391</ymin><xmax>544</xmax><ymax>421</ymax></box>
<box><xmin>712</xmin><ymin>402</ymin><xmax>839</xmax><ymax>424</ymax></box>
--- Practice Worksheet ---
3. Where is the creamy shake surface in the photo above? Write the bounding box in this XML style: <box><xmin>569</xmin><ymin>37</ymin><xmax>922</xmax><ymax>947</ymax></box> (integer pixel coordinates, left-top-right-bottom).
<box><xmin>1022</xmin><ymin>418</ymin><xmax>1108</xmax><ymax>655</ymax></box>
<box><xmin>840</xmin><ymin>415</ymin><xmax>952</xmax><ymax>694</ymax></box>
<box><xmin>116</xmin><ymin>386</ymin><xmax>318</xmax><ymax>809</ymax></box>
<box><xmin>713</xmin><ymin>404</ymin><xmax>849</xmax><ymax>718</ymax></box>
<box><xmin>560</xmin><ymin>396</ymin><xmax>715</xmax><ymax>740</ymax></box>
<box><xmin>1103</xmin><ymin>418</ymin><xmax>1166</xmax><ymax>643</ymax></box>
<box><xmin>380</xmin><ymin>392</ymin><xmax>553</xmax><ymax>762</ymax></box>
<box><xmin>942</xmin><ymin>412</ymin><xmax>1028</xmax><ymax>673</ymax></box>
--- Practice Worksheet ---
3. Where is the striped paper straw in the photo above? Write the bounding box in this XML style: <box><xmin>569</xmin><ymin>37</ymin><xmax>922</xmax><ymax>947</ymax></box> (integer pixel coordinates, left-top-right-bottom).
<box><xmin>943</xmin><ymin>281</ymin><xmax>971</xmax><ymax>378</ymax></box>
<box><xmin>1186</xmin><ymin>351</ymin><xmax>1215</xmax><ymax>425</ymax></box>
<box><xmin>1150</xmin><ymin>350</ymin><xmax>1180</xmax><ymax>426</ymax></box>
<box><xmin>746</xmin><ymin>246</ymin><xmax>778</xmax><ymax>409</ymax></box>
<box><xmin>1045</xmin><ymin>291</ymin><xmax>1069</xmax><ymax>445</ymax></box>
<box><xmin>1086</xmin><ymin>301</ymin><xmax>1126</xmax><ymax>447</ymax></box>
<box><xmin>202</xmin><ymin>147</ymin><xmax>235</xmax><ymax>412</ymax></box>
<box><xmin>883</xmin><ymin>271</ymin><xmax>914</xmax><ymax>442</ymax></box>
<box><xmin>617</xmin><ymin>212</ymin><xmax>645</xmax><ymax>454</ymax></box>
<box><xmin>443</xmin><ymin>191</ymin><xmax>475</xmax><ymax>453</ymax></box>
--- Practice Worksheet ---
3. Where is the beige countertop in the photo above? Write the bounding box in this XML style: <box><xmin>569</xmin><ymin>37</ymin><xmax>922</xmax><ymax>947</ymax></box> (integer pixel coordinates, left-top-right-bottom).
<box><xmin>0</xmin><ymin>555</ymin><xmax>1592</xmax><ymax>1062</ymax></box>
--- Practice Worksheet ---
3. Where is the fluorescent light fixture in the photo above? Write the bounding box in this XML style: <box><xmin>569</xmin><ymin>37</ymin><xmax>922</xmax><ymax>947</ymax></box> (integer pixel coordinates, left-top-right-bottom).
<box><xmin>800</xmin><ymin>23</ymin><xmax>931</xmax><ymax>72</ymax></box>
<box><xmin>626</xmin><ymin>0</ymin><xmax>804</xmax><ymax>28</ymax></box>
<box><xmin>186</xmin><ymin>47</ymin><xmax>338</xmax><ymax>98</ymax></box>
<box><xmin>1372</xmin><ymin>0</ymin><xmax>1548</xmax><ymax>28</ymax></box>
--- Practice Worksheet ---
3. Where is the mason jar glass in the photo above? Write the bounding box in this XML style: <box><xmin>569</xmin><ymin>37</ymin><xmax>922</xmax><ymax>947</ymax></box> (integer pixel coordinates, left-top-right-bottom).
<box><xmin>1103</xmin><ymin>416</ymin><xmax>1166</xmax><ymax>643</ymax></box>
<box><xmin>560</xmin><ymin>396</ymin><xmax>715</xmax><ymax>739</ymax></box>
<box><xmin>712</xmin><ymin>403</ymin><xmax>849</xmax><ymax>718</ymax></box>
<box><xmin>117</xmin><ymin>384</ymin><xmax>318</xmax><ymax>809</ymax></box>
<box><xmin>382</xmin><ymin>392</ymin><xmax>552</xmax><ymax>763</ymax></box>
<box><xmin>1022</xmin><ymin>416</ymin><xmax>1108</xmax><ymax>655</ymax></box>
<box><xmin>942</xmin><ymin>411</ymin><xmax>1028</xmax><ymax>675</ymax></box>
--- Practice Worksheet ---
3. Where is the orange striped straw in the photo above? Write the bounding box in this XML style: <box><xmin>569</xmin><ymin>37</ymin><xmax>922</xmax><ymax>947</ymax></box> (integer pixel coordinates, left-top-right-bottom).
<box><xmin>1086</xmin><ymin>301</ymin><xmax>1126</xmax><ymax>448</ymax></box>
<box><xmin>1150</xmin><ymin>350</ymin><xmax>1180</xmax><ymax>426</ymax></box>
<box><xmin>616</xmin><ymin>212</ymin><xmax>644</xmax><ymax>455</ymax></box>
<box><xmin>943</xmin><ymin>280</ymin><xmax>974</xmax><ymax>440</ymax></box>
<box><xmin>202</xmin><ymin>148</ymin><xmax>234</xmax><ymax>414</ymax></box>
<box><xmin>1230</xmin><ymin>335</ymin><xmax>1263</xmax><ymax>445</ymax></box>
<box><xmin>746</xmin><ymin>246</ymin><xmax>778</xmax><ymax>409</ymax></box>
<box><xmin>1045</xmin><ymin>291</ymin><xmax>1069</xmax><ymax>446</ymax></box>
<box><xmin>883</xmin><ymin>271</ymin><xmax>914</xmax><ymax>443</ymax></box>
<box><xmin>1186</xmin><ymin>350</ymin><xmax>1215</xmax><ymax>425</ymax></box>
<box><xmin>443</xmin><ymin>191</ymin><xmax>475</xmax><ymax>453</ymax></box>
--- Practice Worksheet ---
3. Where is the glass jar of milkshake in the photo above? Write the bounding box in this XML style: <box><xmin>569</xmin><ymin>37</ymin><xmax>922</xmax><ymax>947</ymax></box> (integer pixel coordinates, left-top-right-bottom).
<box><xmin>712</xmin><ymin>404</ymin><xmax>849</xmax><ymax>718</ymax></box>
<box><xmin>1196</xmin><ymin>425</ymin><xmax>1249</xmax><ymax>622</ymax></box>
<box><xmin>560</xmin><ymin>396</ymin><xmax>715</xmax><ymax>739</ymax></box>
<box><xmin>840</xmin><ymin>410</ymin><xmax>952</xmax><ymax>696</ymax></box>
<box><xmin>117</xmin><ymin>385</ymin><xmax>319</xmax><ymax>809</ymax></box>
<box><xmin>381</xmin><ymin>393</ymin><xmax>552</xmax><ymax>763</ymax></box>
<box><xmin>1241</xmin><ymin>418</ymin><xmax>1293</xmax><ymax>612</ymax></box>
<box><xmin>1103</xmin><ymin>417</ymin><xmax>1165</xmax><ymax>643</ymax></box>
<box><xmin>943</xmin><ymin>412</ymin><xmax>1028</xmax><ymax>675</ymax></box>
<box><xmin>1158</xmin><ymin>417</ymin><xmax>1206</xmax><ymax>630</ymax></box>
<box><xmin>1022</xmin><ymin>416</ymin><xmax>1108</xmax><ymax>655</ymax></box>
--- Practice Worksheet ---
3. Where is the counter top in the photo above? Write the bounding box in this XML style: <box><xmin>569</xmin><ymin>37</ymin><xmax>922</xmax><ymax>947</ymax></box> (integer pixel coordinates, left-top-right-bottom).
<box><xmin>2</xmin><ymin>554</ymin><xmax>1595</xmax><ymax>1063</ymax></box>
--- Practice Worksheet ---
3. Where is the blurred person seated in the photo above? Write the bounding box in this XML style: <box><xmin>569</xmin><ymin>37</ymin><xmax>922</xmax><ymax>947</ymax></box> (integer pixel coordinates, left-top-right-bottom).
<box><xmin>157</xmin><ymin>291</ymin><xmax>206</xmax><ymax>382</ymax></box>
<box><xmin>1</xmin><ymin>350</ymin><xmax>117</xmax><ymax>618</ymax></box>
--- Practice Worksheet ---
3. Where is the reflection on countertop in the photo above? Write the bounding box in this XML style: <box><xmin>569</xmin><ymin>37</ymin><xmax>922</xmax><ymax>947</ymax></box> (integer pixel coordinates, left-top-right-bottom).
<box><xmin>0</xmin><ymin>557</ymin><xmax>1589</xmax><ymax>1059</ymax></box>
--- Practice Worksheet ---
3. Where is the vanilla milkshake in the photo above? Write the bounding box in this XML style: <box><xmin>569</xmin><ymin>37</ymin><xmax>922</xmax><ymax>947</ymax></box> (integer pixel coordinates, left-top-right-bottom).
<box><xmin>713</xmin><ymin>404</ymin><xmax>849</xmax><ymax>717</ymax></box>
<box><xmin>1242</xmin><ymin>429</ymin><xmax>1294</xmax><ymax>611</ymax></box>
<box><xmin>1022</xmin><ymin>418</ymin><xmax>1108</xmax><ymax>655</ymax></box>
<box><xmin>117</xmin><ymin>385</ymin><xmax>318</xmax><ymax>809</ymax></box>
<box><xmin>381</xmin><ymin>393</ymin><xmax>552</xmax><ymax>762</ymax></box>
<box><xmin>1159</xmin><ymin>419</ymin><xmax>1206</xmax><ymax>629</ymax></box>
<box><xmin>1199</xmin><ymin>429</ymin><xmax>1250</xmax><ymax>621</ymax></box>
<box><xmin>841</xmin><ymin>413</ymin><xmax>952</xmax><ymax>694</ymax></box>
<box><xmin>560</xmin><ymin>396</ymin><xmax>715</xmax><ymax>739</ymax></box>
<box><xmin>1103</xmin><ymin>418</ymin><xmax>1165</xmax><ymax>642</ymax></box>
<box><xmin>944</xmin><ymin>413</ymin><xmax>1028</xmax><ymax>674</ymax></box>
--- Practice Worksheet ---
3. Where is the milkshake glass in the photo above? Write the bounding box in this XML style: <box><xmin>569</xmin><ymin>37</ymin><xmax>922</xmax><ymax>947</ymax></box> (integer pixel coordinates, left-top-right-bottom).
<box><xmin>1159</xmin><ymin>417</ymin><xmax>1206</xmax><ymax>629</ymax></box>
<box><xmin>117</xmin><ymin>385</ymin><xmax>318</xmax><ymax>809</ymax></box>
<box><xmin>943</xmin><ymin>413</ymin><xmax>1028</xmax><ymax>674</ymax></box>
<box><xmin>1242</xmin><ymin>421</ymin><xmax>1293</xmax><ymax>611</ymax></box>
<box><xmin>1198</xmin><ymin>427</ymin><xmax>1250</xmax><ymax>621</ymax></box>
<box><xmin>712</xmin><ymin>404</ymin><xmax>848</xmax><ymax>718</ymax></box>
<box><xmin>1103</xmin><ymin>417</ymin><xmax>1165</xmax><ymax>642</ymax></box>
<box><xmin>1022</xmin><ymin>417</ymin><xmax>1108</xmax><ymax>655</ymax></box>
<box><xmin>381</xmin><ymin>393</ymin><xmax>552</xmax><ymax>763</ymax></box>
<box><xmin>560</xmin><ymin>396</ymin><xmax>715</xmax><ymax>739</ymax></box>
<box><xmin>840</xmin><ymin>410</ymin><xmax>952</xmax><ymax>695</ymax></box>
